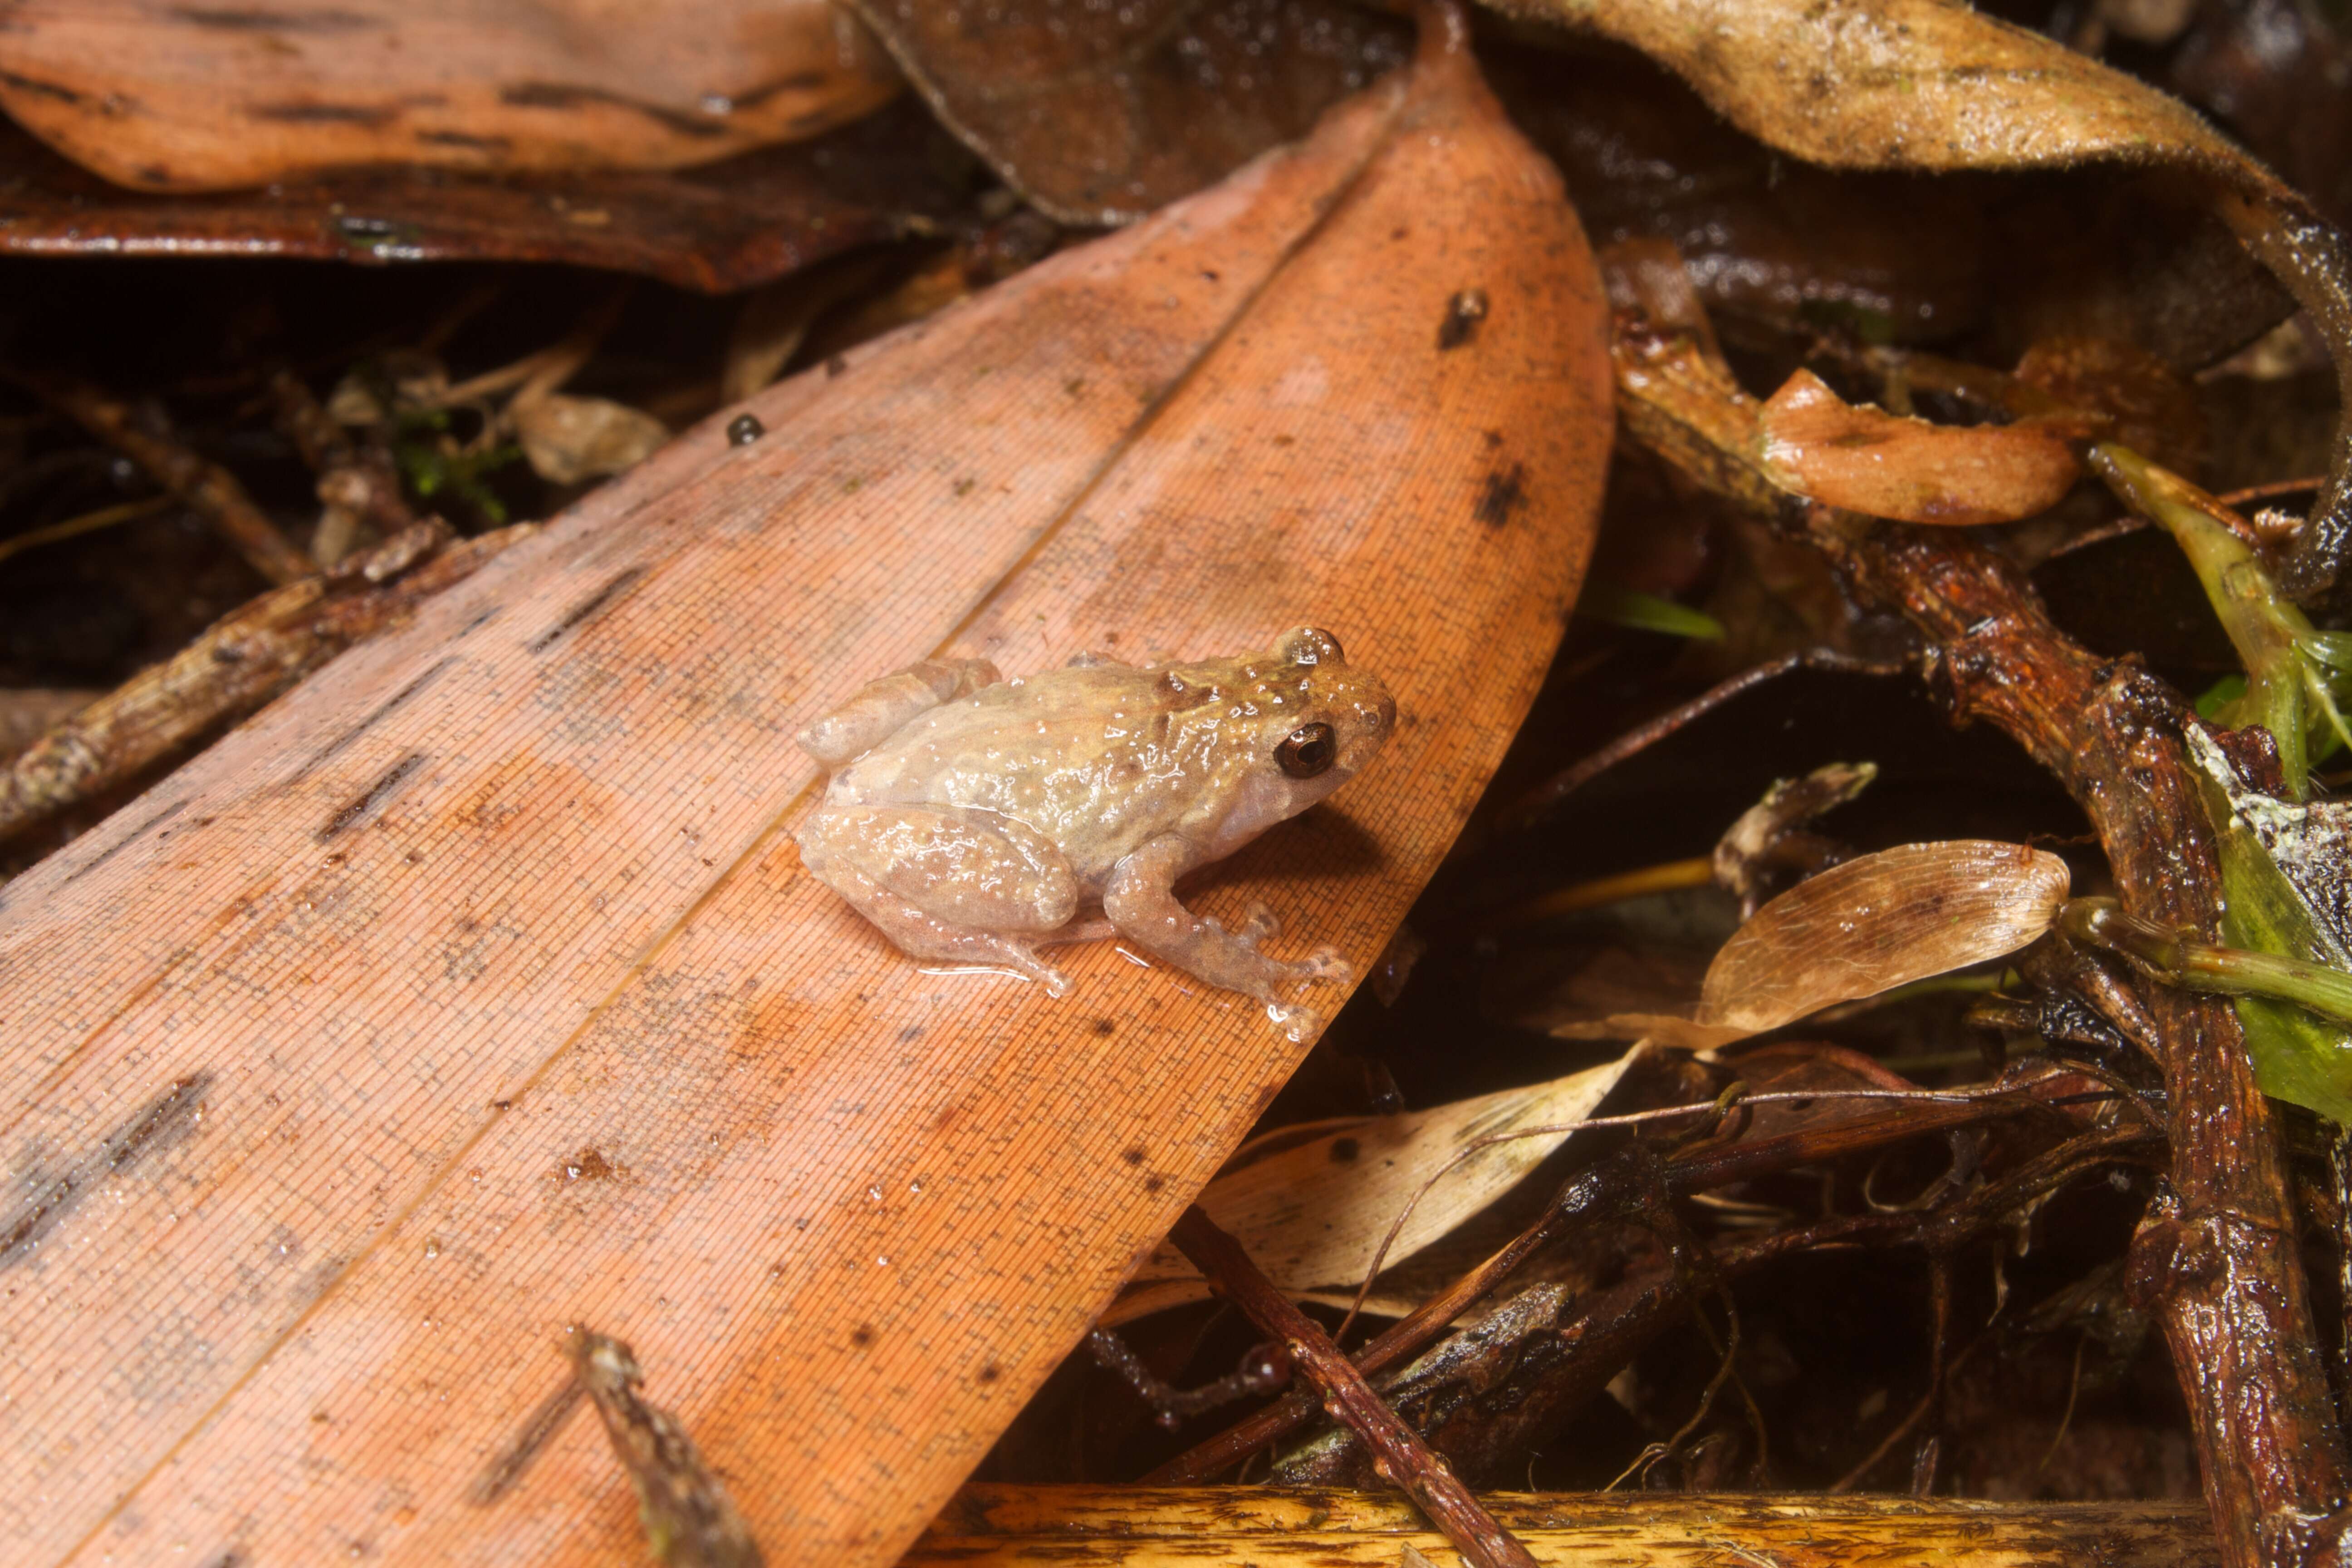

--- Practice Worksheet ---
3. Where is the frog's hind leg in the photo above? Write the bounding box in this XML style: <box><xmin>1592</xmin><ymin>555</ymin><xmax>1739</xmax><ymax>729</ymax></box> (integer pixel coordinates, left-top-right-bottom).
<box><xmin>795</xmin><ymin>656</ymin><xmax>1001</xmax><ymax>768</ymax></box>
<box><xmin>1039</xmin><ymin>914</ymin><xmax>1118</xmax><ymax>947</ymax></box>
<box><xmin>806</xmin><ymin>856</ymin><xmax>1075</xmax><ymax>996</ymax></box>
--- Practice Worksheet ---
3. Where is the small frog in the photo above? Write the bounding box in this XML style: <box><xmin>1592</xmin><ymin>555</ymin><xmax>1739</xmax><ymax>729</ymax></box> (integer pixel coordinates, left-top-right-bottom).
<box><xmin>795</xmin><ymin>627</ymin><xmax>1395</xmax><ymax>1037</ymax></box>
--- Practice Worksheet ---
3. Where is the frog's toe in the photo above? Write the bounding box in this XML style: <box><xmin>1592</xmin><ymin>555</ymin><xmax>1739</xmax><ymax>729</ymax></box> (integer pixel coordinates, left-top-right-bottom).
<box><xmin>1266</xmin><ymin>1000</ymin><xmax>1324</xmax><ymax>1043</ymax></box>
<box><xmin>1235</xmin><ymin>902</ymin><xmax>1282</xmax><ymax>945</ymax></box>
<box><xmin>1298</xmin><ymin>945</ymin><xmax>1355</xmax><ymax>985</ymax></box>
<box><xmin>992</xmin><ymin>943</ymin><xmax>1073</xmax><ymax>997</ymax></box>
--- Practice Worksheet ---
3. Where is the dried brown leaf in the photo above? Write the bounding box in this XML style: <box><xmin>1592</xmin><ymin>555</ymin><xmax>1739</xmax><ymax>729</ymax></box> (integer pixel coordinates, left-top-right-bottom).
<box><xmin>1759</xmin><ymin>369</ymin><xmax>2084</xmax><ymax>527</ymax></box>
<box><xmin>511</xmin><ymin>394</ymin><xmax>670</xmax><ymax>486</ymax></box>
<box><xmin>0</xmin><ymin>0</ymin><xmax>901</xmax><ymax>191</ymax></box>
<box><xmin>0</xmin><ymin>102</ymin><xmax>968</xmax><ymax>292</ymax></box>
<box><xmin>1107</xmin><ymin>1053</ymin><xmax>1632</xmax><ymax>1324</ymax></box>
<box><xmin>1520</xmin><ymin>0</ymin><xmax>2352</xmax><ymax>599</ymax></box>
<box><xmin>845</xmin><ymin>0</ymin><xmax>1410</xmax><ymax>223</ymax></box>
<box><xmin>1527</xmin><ymin>0</ymin><xmax>2277</xmax><ymax>189</ymax></box>
<box><xmin>1695</xmin><ymin>840</ymin><xmax>2073</xmax><ymax>1034</ymax></box>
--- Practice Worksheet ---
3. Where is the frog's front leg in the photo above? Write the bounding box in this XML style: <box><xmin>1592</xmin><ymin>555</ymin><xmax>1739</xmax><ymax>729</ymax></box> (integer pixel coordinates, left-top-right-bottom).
<box><xmin>1102</xmin><ymin>835</ymin><xmax>1352</xmax><ymax>1039</ymax></box>
<box><xmin>795</xmin><ymin>656</ymin><xmax>1001</xmax><ymax>768</ymax></box>
<box><xmin>798</xmin><ymin>803</ymin><xmax>1082</xmax><ymax>994</ymax></box>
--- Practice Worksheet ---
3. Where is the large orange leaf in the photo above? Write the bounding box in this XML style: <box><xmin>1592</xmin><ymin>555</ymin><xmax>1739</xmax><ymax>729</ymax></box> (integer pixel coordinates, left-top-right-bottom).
<box><xmin>0</xmin><ymin>21</ymin><xmax>1608</xmax><ymax>1567</ymax></box>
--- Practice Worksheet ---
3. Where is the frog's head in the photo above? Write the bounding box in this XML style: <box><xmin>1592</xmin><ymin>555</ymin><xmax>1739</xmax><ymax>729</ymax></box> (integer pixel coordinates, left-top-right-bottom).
<box><xmin>1184</xmin><ymin>626</ymin><xmax>1394</xmax><ymax>853</ymax></box>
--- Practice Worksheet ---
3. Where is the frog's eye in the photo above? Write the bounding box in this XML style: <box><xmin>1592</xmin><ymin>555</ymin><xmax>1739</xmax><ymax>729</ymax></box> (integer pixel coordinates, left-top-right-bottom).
<box><xmin>1275</xmin><ymin>722</ymin><xmax>1336</xmax><ymax>778</ymax></box>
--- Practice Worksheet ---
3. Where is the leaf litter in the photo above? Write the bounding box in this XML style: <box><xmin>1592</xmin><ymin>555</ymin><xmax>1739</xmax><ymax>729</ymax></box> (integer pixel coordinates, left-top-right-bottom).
<box><xmin>6</xmin><ymin>0</ymin><xmax>2352</xmax><ymax>1564</ymax></box>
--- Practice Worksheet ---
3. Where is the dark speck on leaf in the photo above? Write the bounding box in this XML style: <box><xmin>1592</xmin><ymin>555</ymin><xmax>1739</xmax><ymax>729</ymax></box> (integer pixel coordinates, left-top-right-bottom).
<box><xmin>560</xmin><ymin>1147</ymin><xmax>619</xmax><ymax>1183</ymax></box>
<box><xmin>1123</xmin><ymin>1145</ymin><xmax>1148</xmax><ymax>1166</ymax></box>
<box><xmin>727</xmin><ymin>413</ymin><xmax>765</xmax><ymax>446</ymax></box>
<box><xmin>1476</xmin><ymin>463</ymin><xmax>1527</xmax><ymax>527</ymax></box>
<box><xmin>1329</xmin><ymin>1137</ymin><xmax>1360</xmax><ymax>1163</ymax></box>
<box><xmin>1437</xmin><ymin>287</ymin><xmax>1489</xmax><ymax>350</ymax></box>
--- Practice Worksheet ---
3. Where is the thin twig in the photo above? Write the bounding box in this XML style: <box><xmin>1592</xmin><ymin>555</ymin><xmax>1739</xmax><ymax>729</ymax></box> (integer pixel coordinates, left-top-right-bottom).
<box><xmin>28</xmin><ymin>373</ymin><xmax>314</xmax><ymax>585</ymax></box>
<box><xmin>1831</xmin><ymin>1255</ymin><xmax>1952</xmax><ymax>1492</ymax></box>
<box><xmin>0</xmin><ymin>494</ymin><xmax>173</xmax><ymax>569</ymax></box>
<box><xmin>1498</xmin><ymin>649</ymin><xmax>1903</xmax><ymax>832</ymax></box>
<box><xmin>1336</xmin><ymin>1080</ymin><xmax>2075</xmax><ymax>1344</ymax></box>
<box><xmin>567</xmin><ymin>1326</ymin><xmax>764</xmax><ymax>1568</ymax></box>
<box><xmin>1085</xmin><ymin>1329</ymin><xmax>1289</xmax><ymax>1427</ymax></box>
<box><xmin>1264</xmin><ymin>1130</ymin><xmax>2158</xmax><ymax>1493</ymax></box>
<box><xmin>1151</xmin><ymin>1077</ymin><xmax>2116</xmax><ymax>1485</ymax></box>
<box><xmin>1612</xmin><ymin>1290</ymin><xmax>1744</xmax><ymax>1490</ymax></box>
<box><xmin>1169</xmin><ymin>1206</ymin><xmax>1539</xmax><ymax>1568</ymax></box>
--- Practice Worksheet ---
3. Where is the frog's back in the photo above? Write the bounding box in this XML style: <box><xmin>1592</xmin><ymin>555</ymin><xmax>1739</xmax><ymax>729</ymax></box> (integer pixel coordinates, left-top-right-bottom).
<box><xmin>835</xmin><ymin>663</ymin><xmax>1228</xmax><ymax>885</ymax></box>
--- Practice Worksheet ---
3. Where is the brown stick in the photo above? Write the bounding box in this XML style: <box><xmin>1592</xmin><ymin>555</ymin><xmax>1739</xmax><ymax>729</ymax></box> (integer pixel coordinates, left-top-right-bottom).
<box><xmin>33</xmin><ymin>373</ymin><xmax>316</xmax><ymax>585</ymax></box>
<box><xmin>1168</xmin><ymin>1206</ymin><xmax>1539</xmax><ymax>1568</ymax></box>
<box><xmin>1607</xmin><ymin>308</ymin><xmax>2352</xmax><ymax>1563</ymax></box>
<box><xmin>1265</xmin><ymin>1130</ymin><xmax>2158</xmax><ymax>1491</ymax></box>
<box><xmin>908</xmin><ymin>1485</ymin><xmax>2218</xmax><ymax>1567</ymax></box>
<box><xmin>1151</xmin><ymin>1079</ymin><xmax>2081</xmax><ymax>1484</ymax></box>
<box><xmin>1827</xmin><ymin>524</ymin><xmax>2352</xmax><ymax>1565</ymax></box>
<box><xmin>567</xmin><ymin>1326</ymin><xmax>765</xmax><ymax>1568</ymax></box>
<box><xmin>0</xmin><ymin>520</ymin><xmax>532</xmax><ymax>848</ymax></box>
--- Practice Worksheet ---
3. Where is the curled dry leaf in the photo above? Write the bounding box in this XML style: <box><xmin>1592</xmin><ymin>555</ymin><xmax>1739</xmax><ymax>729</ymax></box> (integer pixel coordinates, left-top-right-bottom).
<box><xmin>1759</xmin><ymin>369</ymin><xmax>2084</xmax><ymax>527</ymax></box>
<box><xmin>1515</xmin><ymin>0</ymin><xmax>2352</xmax><ymax>598</ymax></box>
<box><xmin>845</xmin><ymin>0</ymin><xmax>1410</xmax><ymax>223</ymax></box>
<box><xmin>1498</xmin><ymin>46</ymin><xmax>1992</xmax><ymax>345</ymax></box>
<box><xmin>2013</xmin><ymin>336</ymin><xmax>2205</xmax><ymax>478</ymax></box>
<box><xmin>1106</xmin><ymin>1053</ymin><xmax>1633</xmax><ymax>1325</ymax></box>
<box><xmin>511</xmin><ymin>394</ymin><xmax>671</xmax><ymax>486</ymax></box>
<box><xmin>1696</xmin><ymin>840</ymin><xmax>2074</xmax><ymax>1035</ymax></box>
<box><xmin>0</xmin><ymin>19</ymin><xmax>1610</xmax><ymax>1566</ymax></box>
<box><xmin>1714</xmin><ymin>759</ymin><xmax>1876</xmax><ymax>918</ymax></box>
<box><xmin>1527</xmin><ymin>0</ymin><xmax>2274</xmax><ymax>187</ymax></box>
<box><xmin>0</xmin><ymin>0</ymin><xmax>902</xmax><ymax>191</ymax></box>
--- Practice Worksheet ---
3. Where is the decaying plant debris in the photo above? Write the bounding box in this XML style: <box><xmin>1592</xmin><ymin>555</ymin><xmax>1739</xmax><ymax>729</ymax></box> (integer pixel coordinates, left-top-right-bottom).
<box><xmin>10</xmin><ymin>2</ymin><xmax>2352</xmax><ymax>1568</ymax></box>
